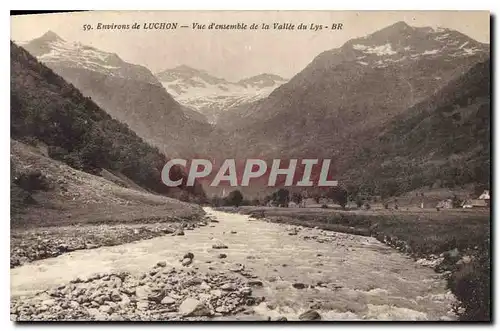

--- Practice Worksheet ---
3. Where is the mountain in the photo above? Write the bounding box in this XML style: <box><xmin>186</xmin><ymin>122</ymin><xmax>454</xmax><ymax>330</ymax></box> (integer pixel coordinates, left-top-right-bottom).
<box><xmin>156</xmin><ymin>65</ymin><xmax>287</xmax><ymax>124</ymax></box>
<box><xmin>21</xmin><ymin>31</ymin><xmax>212</xmax><ymax>157</ymax></box>
<box><xmin>198</xmin><ymin>21</ymin><xmax>490</xmax><ymax>197</ymax></box>
<box><xmin>344</xmin><ymin>59</ymin><xmax>490</xmax><ymax>197</ymax></box>
<box><xmin>212</xmin><ymin>21</ymin><xmax>489</xmax><ymax>160</ymax></box>
<box><xmin>10</xmin><ymin>41</ymin><xmax>206</xmax><ymax>203</ymax></box>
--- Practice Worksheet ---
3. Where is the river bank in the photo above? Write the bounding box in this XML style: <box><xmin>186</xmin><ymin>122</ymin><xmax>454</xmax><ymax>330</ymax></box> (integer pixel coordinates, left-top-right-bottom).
<box><xmin>216</xmin><ymin>206</ymin><xmax>490</xmax><ymax>321</ymax></box>
<box><xmin>11</xmin><ymin>263</ymin><xmax>264</xmax><ymax>321</ymax></box>
<box><xmin>11</xmin><ymin>214</ymin><xmax>210</xmax><ymax>268</ymax></box>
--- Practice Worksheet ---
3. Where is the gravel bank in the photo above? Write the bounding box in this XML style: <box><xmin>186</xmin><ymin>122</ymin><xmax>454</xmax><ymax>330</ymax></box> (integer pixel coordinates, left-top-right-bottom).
<box><xmin>11</xmin><ymin>262</ymin><xmax>267</xmax><ymax>321</ymax></box>
<box><xmin>11</xmin><ymin>216</ymin><xmax>210</xmax><ymax>268</ymax></box>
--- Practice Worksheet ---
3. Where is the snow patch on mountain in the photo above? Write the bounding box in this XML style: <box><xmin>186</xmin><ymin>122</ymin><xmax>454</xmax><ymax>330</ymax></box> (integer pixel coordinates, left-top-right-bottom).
<box><xmin>346</xmin><ymin>22</ymin><xmax>488</xmax><ymax>69</ymax></box>
<box><xmin>353</xmin><ymin>43</ymin><xmax>397</xmax><ymax>56</ymax></box>
<box><xmin>422</xmin><ymin>49</ymin><xmax>440</xmax><ymax>55</ymax></box>
<box><xmin>156</xmin><ymin>66</ymin><xmax>287</xmax><ymax>124</ymax></box>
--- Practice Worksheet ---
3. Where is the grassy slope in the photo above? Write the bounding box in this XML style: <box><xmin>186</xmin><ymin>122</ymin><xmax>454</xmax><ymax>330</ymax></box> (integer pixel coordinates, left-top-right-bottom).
<box><xmin>10</xmin><ymin>140</ymin><xmax>206</xmax><ymax>267</ymax></box>
<box><xmin>11</xmin><ymin>140</ymin><xmax>204</xmax><ymax>229</ymax></box>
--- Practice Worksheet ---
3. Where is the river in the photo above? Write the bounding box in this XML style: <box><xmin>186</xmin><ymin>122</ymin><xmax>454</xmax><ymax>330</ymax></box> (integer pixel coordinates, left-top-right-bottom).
<box><xmin>11</xmin><ymin>207</ymin><xmax>456</xmax><ymax>321</ymax></box>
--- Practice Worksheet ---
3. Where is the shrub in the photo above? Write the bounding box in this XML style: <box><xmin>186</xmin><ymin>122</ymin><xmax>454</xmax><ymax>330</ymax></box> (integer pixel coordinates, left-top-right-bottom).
<box><xmin>13</xmin><ymin>169</ymin><xmax>50</xmax><ymax>192</ymax></box>
<box><xmin>225</xmin><ymin>190</ymin><xmax>243</xmax><ymax>207</ymax></box>
<box><xmin>356</xmin><ymin>197</ymin><xmax>363</xmax><ymax>208</ymax></box>
<box><xmin>448</xmin><ymin>243</ymin><xmax>490</xmax><ymax>321</ymax></box>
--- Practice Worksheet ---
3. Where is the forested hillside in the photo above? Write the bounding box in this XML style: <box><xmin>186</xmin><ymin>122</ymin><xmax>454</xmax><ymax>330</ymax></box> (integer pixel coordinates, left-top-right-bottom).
<box><xmin>343</xmin><ymin>59</ymin><xmax>490</xmax><ymax>197</ymax></box>
<box><xmin>11</xmin><ymin>42</ymin><xmax>205</xmax><ymax>199</ymax></box>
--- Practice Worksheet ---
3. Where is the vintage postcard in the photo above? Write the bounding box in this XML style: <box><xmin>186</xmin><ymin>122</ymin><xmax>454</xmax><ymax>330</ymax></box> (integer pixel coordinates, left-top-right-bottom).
<box><xmin>10</xmin><ymin>10</ymin><xmax>491</xmax><ymax>322</ymax></box>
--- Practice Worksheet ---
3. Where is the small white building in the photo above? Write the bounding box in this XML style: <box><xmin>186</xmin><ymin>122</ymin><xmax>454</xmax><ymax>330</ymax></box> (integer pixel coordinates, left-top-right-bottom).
<box><xmin>479</xmin><ymin>190</ymin><xmax>490</xmax><ymax>200</ymax></box>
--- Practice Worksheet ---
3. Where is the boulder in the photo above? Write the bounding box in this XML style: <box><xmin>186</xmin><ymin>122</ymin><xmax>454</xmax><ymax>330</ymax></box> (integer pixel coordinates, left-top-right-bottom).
<box><xmin>299</xmin><ymin>310</ymin><xmax>321</xmax><ymax>321</ymax></box>
<box><xmin>178</xmin><ymin>298</ymin><xmax>211</xmax><ymax>317</ymax></box>
<box><xmin>99</xmin><ymin>305</ymin><xmax>114</xmax><ymax>314</ymax></box>
<box><xmin>221</xmin><ymin>283</ymin><xmax>237</xmax><ymax>291</ymax></box>
<box><xmin>240</xmin><ymin>287</ymin><xmax>252</xmax><ymax>296</ymax></box>
<box><xmin>135</xmin><ymin>285</ymin><xmax>152</xmax><ymax>301</ymax></box>
<box><xmin>161</xmin><ymin>296</ymin><xmax>176</xmax><ymax>305</ymax></box>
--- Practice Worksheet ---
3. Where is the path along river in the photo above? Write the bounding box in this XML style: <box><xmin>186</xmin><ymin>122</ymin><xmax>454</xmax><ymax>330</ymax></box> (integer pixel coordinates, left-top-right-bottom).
<box><xmin>11</xmin><ymin>207</ymin><xmax>456</xmax><ymax>321</ymax></box>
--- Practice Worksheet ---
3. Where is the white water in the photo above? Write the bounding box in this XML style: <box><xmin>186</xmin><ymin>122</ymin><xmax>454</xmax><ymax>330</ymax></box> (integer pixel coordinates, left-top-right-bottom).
<box><xmin>11</xmin><ymin>207</ymin><xmax>456</xmax><ymax>321</ymax></box>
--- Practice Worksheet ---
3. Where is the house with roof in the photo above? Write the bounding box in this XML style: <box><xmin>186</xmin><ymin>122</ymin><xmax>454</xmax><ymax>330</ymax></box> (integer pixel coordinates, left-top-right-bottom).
<box><xmin>462</xmin><ymin>190</ymin><xmax>490</xmax><ymax>208</ymax></box>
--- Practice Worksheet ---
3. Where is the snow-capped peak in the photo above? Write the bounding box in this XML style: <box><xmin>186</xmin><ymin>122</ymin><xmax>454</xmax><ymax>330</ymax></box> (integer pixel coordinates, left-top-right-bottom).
<box><xmin>346</xmin><ymin>22</ymin><xmax>488</xmax><ymax>68</ymax></box>
<box><xmin>156</xmin><ymin>67</ymin><xmax>287</xmax><ymax>124</ymax></box>
<box><xmin>37</xmin><ymin>30</ymin><xmax>65</xmax><ymax>44</ymax></box>
<box><xmin>21</xmin><ymin>31</ymin><xmax>159</xmax><ymax>85</ymax></box>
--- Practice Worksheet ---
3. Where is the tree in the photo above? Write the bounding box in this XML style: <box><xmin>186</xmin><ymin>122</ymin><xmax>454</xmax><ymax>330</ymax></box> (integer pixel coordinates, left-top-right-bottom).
<box><xmin>452</xmin><ymin>195</ymin><xmax>463</xmax><ymax>208</ymax></box>
<box><xmin>225</xmin><ymin>190</ymin><xmax>243</xmax><ymax>207</ymax></box>
<box><xmin>356</xmin><ymin>197</ymin><xmax>363</xmax><ymax>208</ymax></box>
<box><xmin>326</xmin><ymin>187</ymin><xmax>348</xmax><ymax>209</ymax></box>
<box><xmin>291</xmin><ymin>192</ymin><xmax>303</xmax><ymax>205</ymax></box>
<box><xmin>274</xmin><ymin>188</ymin><xmax>290</xmax><ymax>207</ymax></box>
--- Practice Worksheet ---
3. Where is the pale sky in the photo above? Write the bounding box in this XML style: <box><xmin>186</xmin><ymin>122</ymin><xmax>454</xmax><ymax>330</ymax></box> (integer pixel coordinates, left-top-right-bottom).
<box><xmin>11</xmin><ymin>11</ymin><xmax>490</xmax><ymax>81</ymax></box>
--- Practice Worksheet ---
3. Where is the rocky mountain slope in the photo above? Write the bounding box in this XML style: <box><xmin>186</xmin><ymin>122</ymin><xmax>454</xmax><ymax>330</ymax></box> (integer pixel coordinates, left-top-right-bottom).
<box><xmin>156</xmin><ymin>65</ymin><xmax>287</xmax><ymax>124</ymax></box>
<box><xmin>21</xmin><ymin>32</ymin><xmax>212</xmax><ymax>157</ymax></box>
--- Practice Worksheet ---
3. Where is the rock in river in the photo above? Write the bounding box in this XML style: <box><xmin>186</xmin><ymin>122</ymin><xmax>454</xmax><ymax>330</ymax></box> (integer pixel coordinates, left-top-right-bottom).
<box><xmin>212</xmin><ymin>242</ymin><xmax>228</xmax><ymax>249</ymax></box>
<box><xmin>247</xmin><ymin>280</ymin><xmax>263</xmax><ymax>287</ymax></box>
<box><xmin>292</xmin><ymin>282</ymin><xmax>307</xmax><ymax>289</ymax></box>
